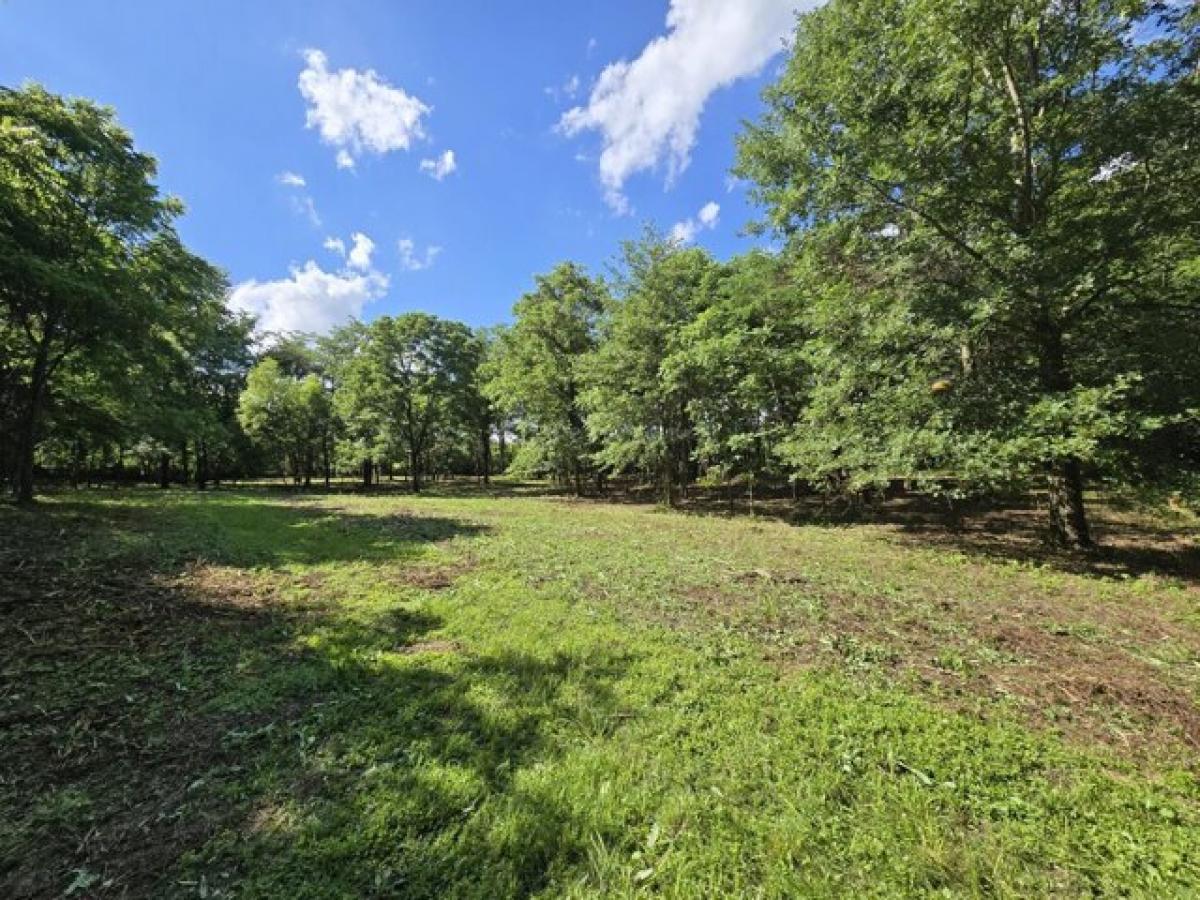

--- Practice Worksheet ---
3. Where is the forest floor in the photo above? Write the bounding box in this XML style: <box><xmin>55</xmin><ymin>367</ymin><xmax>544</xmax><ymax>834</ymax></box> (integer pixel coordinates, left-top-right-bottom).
<box><xmin>2</xmin><ymin>482</ymin><xmax>1199</xmax><ymax>898</ymax></box>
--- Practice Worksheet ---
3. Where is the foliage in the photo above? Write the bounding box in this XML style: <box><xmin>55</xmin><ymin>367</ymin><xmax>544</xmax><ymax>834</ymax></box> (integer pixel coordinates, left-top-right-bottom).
<box><xmin>736</xmin><ymin>0</ymin><xmax>1200</xmax><ymax>544</ymax></box>
<box><xmin>582</xmin><ymin>231</ymin><xmax>716</xmax><ymax>502</ymax></box>
<box><xmin>0</xmin><ymin>84</ymin><xmax>253</xmax><ymax>497</ymax></box>
<box><xmin>336</xmin><ymin>313</ymin><xmax>483</xmax><ymax>491</ymax></box>
<box><xmin>484</xmin><ymin>263</ymin><xmax>605</xmax><ymax>490</ymax></box>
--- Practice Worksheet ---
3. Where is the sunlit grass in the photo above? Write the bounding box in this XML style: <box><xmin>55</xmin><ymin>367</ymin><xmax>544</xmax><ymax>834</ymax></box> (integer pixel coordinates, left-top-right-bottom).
<box><xmin>2</xmin><ymin>485</ymin><xmax>1198</xmax><ymax>897</ymax></box>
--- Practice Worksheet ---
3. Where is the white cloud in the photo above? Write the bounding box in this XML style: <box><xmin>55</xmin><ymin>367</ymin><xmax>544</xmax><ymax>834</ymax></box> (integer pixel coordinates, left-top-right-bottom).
<box><xmin>323</xmin><ymin>236</ymin><xmax>346</xmax><ymax>256</ymax></box>
<box><xmin>277</xmin><ymin>171</ymin><xmax>307</xmax><ymax>188</ymax></box>
<box><xmin>228</xmin><ymin>261</ymin><xmax>388</xmax><ymax>335</ymax></box>
<box><xmin>347</xmin><ymin>232</ymin><xmax>375</xmax><ymax>270</ymax></box>
<box><xmin>559</xmin><ymin>0</ymin><xmax>805</xmax><ymax>211</ymax></box>
<box><xmin>289</xmin><ymin>194</ymin><xmax>322</xmax><ymax>227</ymax></box>
<box><xmin>397</xmin><ymin>238</ymin><xmax>442</xmax><ymax>271</ymax></box>
<box><xmin>276</xmin><ymin>170</ymin><xmax>321</xmax><ymax>226</ymax></box>
<box><xmin>299</xmin><ymin>48</ymin><xmax>431</xmax><ymax>169</ymax></box>
<box><xmin>419</xmin><ymin>149</ymin><xmax>457</xmax><ymax>181</ymax></box>
<box><xmin>671</xmin><ymin>200</ymin><xmax>720</xmax><ymax>244</ymax></box>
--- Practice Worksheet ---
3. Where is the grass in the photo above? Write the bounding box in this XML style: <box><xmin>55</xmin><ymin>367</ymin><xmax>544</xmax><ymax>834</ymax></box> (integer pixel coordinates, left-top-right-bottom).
<box><xmin>2</xmin><ymin>483</ymin><xmax>1198</xmax><ymax>898</ymax></box>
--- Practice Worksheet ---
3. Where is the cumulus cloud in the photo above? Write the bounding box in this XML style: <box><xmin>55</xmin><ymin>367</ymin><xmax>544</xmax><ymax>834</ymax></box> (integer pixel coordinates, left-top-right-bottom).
<box><xmin>228</xmin><ymin>261</ymin><xmax>388</xmax><ymax>335</ymax></box>
<box><xmin>419</xmin><ymin>149</ymin><xmax>457</xmax><ymax>181</ymax></box>
<box><xmin>670</xmin><ymin>200</ymin><xmax>720</xmax><ymax>244</ymax></box>
<box><xmin>299</xmin><ymin>48</ymin><xmax>431</xmax><ymax>169</ymax></box>
<box><xmin>397</xmin><ymin>238</ymin><xmax>442</xmax><ymax>271</ymax></box>
<box><xmin>347</xmin><ymin>232</ymin><xmax>375</xmax><ymax>270</ymax></box>
<box><xmin>560</xmin><ymin>0</ymin><xmax>806</xmax><ymax>211</ymax></box>
<box><xmin>277</xmin><ymin>171</ymin><xmax>307</xmax><ymax>188</ymax></box>
<box><xmin>323</xmin><ymin>236</ymin><xmax>346</xmax><ymax>256</ymax></box>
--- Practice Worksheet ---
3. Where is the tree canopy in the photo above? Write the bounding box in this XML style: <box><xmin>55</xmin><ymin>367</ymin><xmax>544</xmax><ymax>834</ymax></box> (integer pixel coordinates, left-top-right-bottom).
<box><xmin>4</xmin><ymin>7</ymin><xmax>1198</xmax><ymax>552</ymax></box>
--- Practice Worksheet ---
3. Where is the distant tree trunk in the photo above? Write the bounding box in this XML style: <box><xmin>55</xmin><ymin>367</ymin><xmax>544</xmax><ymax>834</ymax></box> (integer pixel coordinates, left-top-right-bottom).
<box><xmin>1047</xmin><ymin>458</ymin><xmax>1092</xmax><ymax>550</ymax></box>
<box><xmin>180</xmin><ymin>441</ymin><xmax>190</xmax><ymax>486</ymax></box>
<box><xmin>70</xmin><ymin>439</ymin><xmax>84</xmax><ymax>489</ymax></box>
<box><xmin>480</xmin><ymin>427</ymin><xmax>491</xmax><ymax>485</ymax></box>
<box><xmin>197</xmin><ymin>439</ymin><xmax>209</xmax><ymax>491</ymax></box>
<box><xmin>498</xmin><ymin>428</ymin><xmax>508</xmax><ymax>471</ymax></box>
<box><xmin>323</xmin><ymin>432</ymin><xmax>331</xmax><ymax>489</ymax></box>
<box><xmin>410</xmin><ymin>446</ymin><xmax>422</xmax><ymax>493</ymax></box>
<box><xmin>159</xmin><ymin>451</ymin><xmax>170</xmax><ymax>489</ymax></box>
<box><xmin>362</xmin><ymin>457</ymin><xmax>374</xmax><ymax>488</ymax></box>
<box><xmin>13</xmin><ymin>329</ymin><xmax>53</xmax><ymax>505</ymax></box>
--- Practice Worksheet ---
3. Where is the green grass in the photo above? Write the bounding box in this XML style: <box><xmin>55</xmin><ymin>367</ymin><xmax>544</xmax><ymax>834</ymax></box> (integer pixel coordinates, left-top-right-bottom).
<box><xmin>2</xmin><ymin>485</ymin><xmax>1198</xmax><ymax>898</ymax></box>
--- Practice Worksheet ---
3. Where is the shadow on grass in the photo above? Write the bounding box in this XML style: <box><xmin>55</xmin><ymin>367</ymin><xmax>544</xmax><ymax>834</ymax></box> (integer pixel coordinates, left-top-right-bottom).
<box><xmin>7</xmin><ymin>493</ymin><xmax>489</xmax><ymax>575</ymax></box>
<box><xmin>0</xmin><ymin>497</ymin><xmax>630</xmax><ymax>898</ymax></box>
<box><xmin>562</xmin><ymin>484</ymin><xmax>1200</xmax><ymax>584</ymax></box>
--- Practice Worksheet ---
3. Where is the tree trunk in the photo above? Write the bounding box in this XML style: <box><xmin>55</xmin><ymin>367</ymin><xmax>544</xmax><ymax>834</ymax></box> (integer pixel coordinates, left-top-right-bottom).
<box><xmin>159</xmin><ymin>451</ymin><xmax>170</xmax><ymax>489</ymax></box>
<box><xmin>197</xmin><ymin>439</ymin><xmax>209</xmax><ymax>491</ymax></box>
<box><xmin>1047</xmin><ymin>458</ymin><xmax>1092</xmax><ymax>550</ymax></box>
<box><xmin>362</xmin><ymin>457</ymin><xmax>374</xmax><ymax>488</ymax></box>
<box><xmin>180</xmin><ymin>441</ymin><xmax>190</xmax><ymax>486</ymax></box>
<box><xmin>13</xmin><ymin>334</ymin><xmax>53</xmax><ymax>505</ymax></box>
<box><xmin>410</xmin><ymin>447</ymin><xmax>422</xmax><ymax>493</ymax></box>
<box><xmin>1037</xmin><ymin>312</ymin><xmax>1093</xmax><ymax>551</ymax></box>
<box><xmin>480</xmin><ymin>427</ymin><xmax>491</xmax><ymax>486</ymax></box>
<box><xmin>70</xmin><ymin>439</ymin><xmax>84</xmax><ymax>489</ymax></box>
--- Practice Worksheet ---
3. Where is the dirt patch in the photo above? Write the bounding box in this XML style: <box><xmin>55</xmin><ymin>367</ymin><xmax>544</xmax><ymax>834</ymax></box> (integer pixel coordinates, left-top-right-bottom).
<box><xmin>732</xmin><ymin>569</ymin><xmax>811</xmax><ymax>586</ymax></box>
<box><xmin>394</xmin><ymin>558</ymin><xmax>475</xmax><ymax>591</ymax></box>
<box><xmin>669</xmin><ymin>565</ymin><xmax>1200</xmax><ymax>768</ymax></box>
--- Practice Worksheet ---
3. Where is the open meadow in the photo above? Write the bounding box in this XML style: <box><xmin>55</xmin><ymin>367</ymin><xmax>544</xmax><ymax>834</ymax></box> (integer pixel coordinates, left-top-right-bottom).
<box><xmin>4</xmin><ymin>2</ymin><xmax>1199</xmax><ymax>895</ymax></box>
<box><xmin>3</xmin><ymin>483</ymin><xmax>1198</xmax><ymax>897</ymax></box>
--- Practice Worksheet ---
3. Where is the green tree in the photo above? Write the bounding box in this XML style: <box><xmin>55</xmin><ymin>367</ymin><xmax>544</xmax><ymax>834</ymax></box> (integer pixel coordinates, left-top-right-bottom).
<box><xmin>337</xmin><ymin>313</ymin><xmax>478</xmax><ymax>492</ymax></box>
<box><xmin>665</xmin><ymin>250</ymin><xmax>809</xmax><ymax>500</ymax></box>
<box><xmin>485</xmin><ymin>263</ymin><xmax>605</xmax><ymax>492</ymax></box>
<box><xmin>237</xmin><ymin>358</ymin><xmax>329</xmax><ymax>485</ymax></box>
<box><xmin>0</xmin><ymin>84</ymin><xmax>225</xmax><ymax>502</ymax></box>
<box><xmin>582</xmin><ymin>232</ymin><xmax>716</xmax><ymax>504</ymax></box>
<box><xmin>738</xmin><ymin>0</ymin><xmax>1200</xmax><ymax>547</ymax></box>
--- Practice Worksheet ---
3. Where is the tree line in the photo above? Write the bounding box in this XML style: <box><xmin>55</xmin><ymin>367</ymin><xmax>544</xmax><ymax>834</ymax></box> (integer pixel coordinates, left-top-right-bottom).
<box><xmin>3</xmin><ymin>0</ymin><xmax>1197</xmax><ymax>549</ymax></box>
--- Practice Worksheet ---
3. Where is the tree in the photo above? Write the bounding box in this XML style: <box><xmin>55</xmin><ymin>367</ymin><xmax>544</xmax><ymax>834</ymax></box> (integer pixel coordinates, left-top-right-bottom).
<box><xmin>0</xmin><ymin>84</ymin><xmax>219</xmax><ymax>502</ymax></box>
<box><xmin>738</xmin><ymin>0</ymin><xmax>1200</xmax><ymax>547</ymax></box>
<box><xmin>582</xmin><ymin>232</ymin><xmax>716</xmax><ymax>503</ymax></box>
<box><xmin>485</xmin><ymin>263</ymin><xmax>605</xmax><ymax>492</ymax></box>
<box><xmin>237</xmin><ymin>358</ymin><xmax>329</xmax><ymax>485</ymax></box>
<box><xmin>337</xmin><ymin>313</ymin><xmax>477</xmax><ymax>492</ymax></box>
<box><xmin>665</xmin><ymin>250</ymin><xmax>810</xmax><ymax>500</ymax></box>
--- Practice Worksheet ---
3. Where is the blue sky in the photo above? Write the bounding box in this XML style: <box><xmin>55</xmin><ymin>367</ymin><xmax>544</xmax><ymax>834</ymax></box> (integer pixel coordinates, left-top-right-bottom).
<box><xmin>1</xmin><ymin>0</ymin><xmax>809</xmax><ymax>333</ymax></box>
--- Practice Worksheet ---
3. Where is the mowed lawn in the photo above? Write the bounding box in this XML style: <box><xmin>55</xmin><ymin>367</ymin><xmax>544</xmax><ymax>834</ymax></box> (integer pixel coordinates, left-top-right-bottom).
<box><xmin>2</xmin><ymin>486</ymin><xmax>1199</xmax><ymax>898</ymax></box>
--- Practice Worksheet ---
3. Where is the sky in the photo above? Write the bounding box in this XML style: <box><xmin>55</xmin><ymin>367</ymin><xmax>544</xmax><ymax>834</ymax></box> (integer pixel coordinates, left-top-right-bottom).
<box><xmin>1</xmin><ymin>0</ymin><xmax>816</xmax><ymax>335</ymax></box>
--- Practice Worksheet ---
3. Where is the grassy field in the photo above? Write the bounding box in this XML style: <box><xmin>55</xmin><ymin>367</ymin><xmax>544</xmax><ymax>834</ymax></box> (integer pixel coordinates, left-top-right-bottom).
<box><xmin>2</xmin><ymin>484</ymin><xmax>1199</xmax><ymax>898</ymax></box>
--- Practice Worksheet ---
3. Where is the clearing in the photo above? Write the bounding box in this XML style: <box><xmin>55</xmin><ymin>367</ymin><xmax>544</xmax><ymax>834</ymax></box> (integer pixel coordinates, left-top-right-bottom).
<box><xmin>2</xmin><ymin>484</ymin><xmax>1198</xmax><ymax>898</ymax></box>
